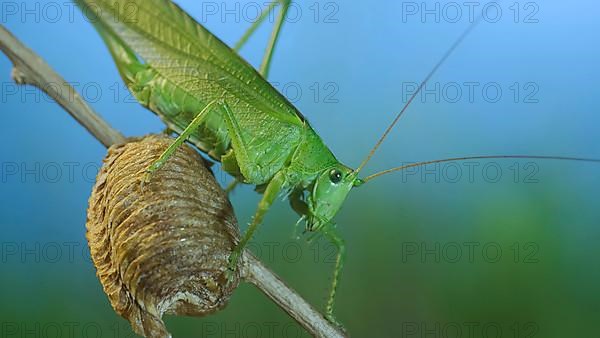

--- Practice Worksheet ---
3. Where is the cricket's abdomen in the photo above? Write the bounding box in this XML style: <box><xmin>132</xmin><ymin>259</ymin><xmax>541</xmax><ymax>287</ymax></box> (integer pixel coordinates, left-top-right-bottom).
<box><xmin>136</xmin><ymin>70</ymin><xmax>231</xmax><ymax>161</ymax></box>
<box><xmin>94</xmin><ymin>24</ymin><xmax>233</xmax><ymax>162</ymax></box>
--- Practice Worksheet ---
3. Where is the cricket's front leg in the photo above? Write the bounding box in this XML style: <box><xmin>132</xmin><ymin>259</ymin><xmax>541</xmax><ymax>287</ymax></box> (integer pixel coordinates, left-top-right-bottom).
<box><xmin>227</xmin><ymin>171</ymin><xmax>287</xmax><ymax>275</ymax></box>
<box><xmin>323</xmin><ymin>227</ymin><xmax>346</xmax><ymax>328</ymax></box>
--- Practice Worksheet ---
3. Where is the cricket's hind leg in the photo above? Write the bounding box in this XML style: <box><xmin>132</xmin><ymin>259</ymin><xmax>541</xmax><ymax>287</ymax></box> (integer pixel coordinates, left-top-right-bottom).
<box><xmin>233</xmin><ymin>0</ymin><xmax>292</xmax><ymax>78</ymax></box>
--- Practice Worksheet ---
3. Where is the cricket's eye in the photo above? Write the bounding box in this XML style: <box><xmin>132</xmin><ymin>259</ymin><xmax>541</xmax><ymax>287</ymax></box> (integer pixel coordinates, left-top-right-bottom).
<box><xmin>329</xmin><ymin>169</ymin><xmax>343</xmax><ymax>184</ymax></box>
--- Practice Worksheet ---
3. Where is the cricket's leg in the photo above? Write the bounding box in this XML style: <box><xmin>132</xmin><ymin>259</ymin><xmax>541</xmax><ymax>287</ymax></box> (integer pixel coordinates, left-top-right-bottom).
<box><xmin>233</xmin><ymin>2</ymin><xmax>278</xmax><ymax>51</ymax></box>
<box><xmin>323</xmin><ymin>227</ymin><xmax>346</xmax><ymax>327</ymax></box>
<box><xmin>227</xmin><ymin>171</ymin><xmax>286</xmax><ymax>273</ymax></box>
<box><xmin>143</xmin><ymin>99</ymin><xmax>221</xmax><ymax>183</ymax></box>
<box><xmin>234</xmin><ymin>0</ymin><xmax>291</xmax><ymax>78</ymax></box>
<box><xmin>259</xmin><ymin>0</ymin><xmax>290</xmax><ymax>78</ymax></box>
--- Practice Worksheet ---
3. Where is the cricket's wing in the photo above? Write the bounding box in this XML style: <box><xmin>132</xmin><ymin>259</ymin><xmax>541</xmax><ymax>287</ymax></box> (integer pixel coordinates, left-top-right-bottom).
<box><xmin>77</xmin><ymin>0</ymin><xmax>304</xmax><ymax>125</ymax></box>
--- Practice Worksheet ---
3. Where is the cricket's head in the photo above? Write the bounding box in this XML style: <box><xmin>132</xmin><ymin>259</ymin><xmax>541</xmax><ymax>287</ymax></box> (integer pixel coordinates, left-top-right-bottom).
<box><xmin>307</xmin><ymin>163</ymin><xmax>364</xmax><ymax>231</ymax></box>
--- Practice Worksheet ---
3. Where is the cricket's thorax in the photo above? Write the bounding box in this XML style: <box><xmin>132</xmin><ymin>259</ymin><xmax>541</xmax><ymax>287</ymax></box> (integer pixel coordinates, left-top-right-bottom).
<box><xmin>285</xmin><ymin>126</ymin><xmax>340</xmax><ymax>187</ymax></box>
<box><xmin>285</xmin><ymin>127</ymin><xmax>343</xmax><ymax>222</ymax></box>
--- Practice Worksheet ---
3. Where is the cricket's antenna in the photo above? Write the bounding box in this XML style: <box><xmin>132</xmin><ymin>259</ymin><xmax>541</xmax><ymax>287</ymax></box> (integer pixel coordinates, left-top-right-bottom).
<box><xmin>355</xmin><ymin>16</ymin><xmax>484</xmax><ymax>174</ymax></box>
<box><xmin>363</xmin><ymin>155</ymin><xmax>600</xmax><ymax>183</ymax></box>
